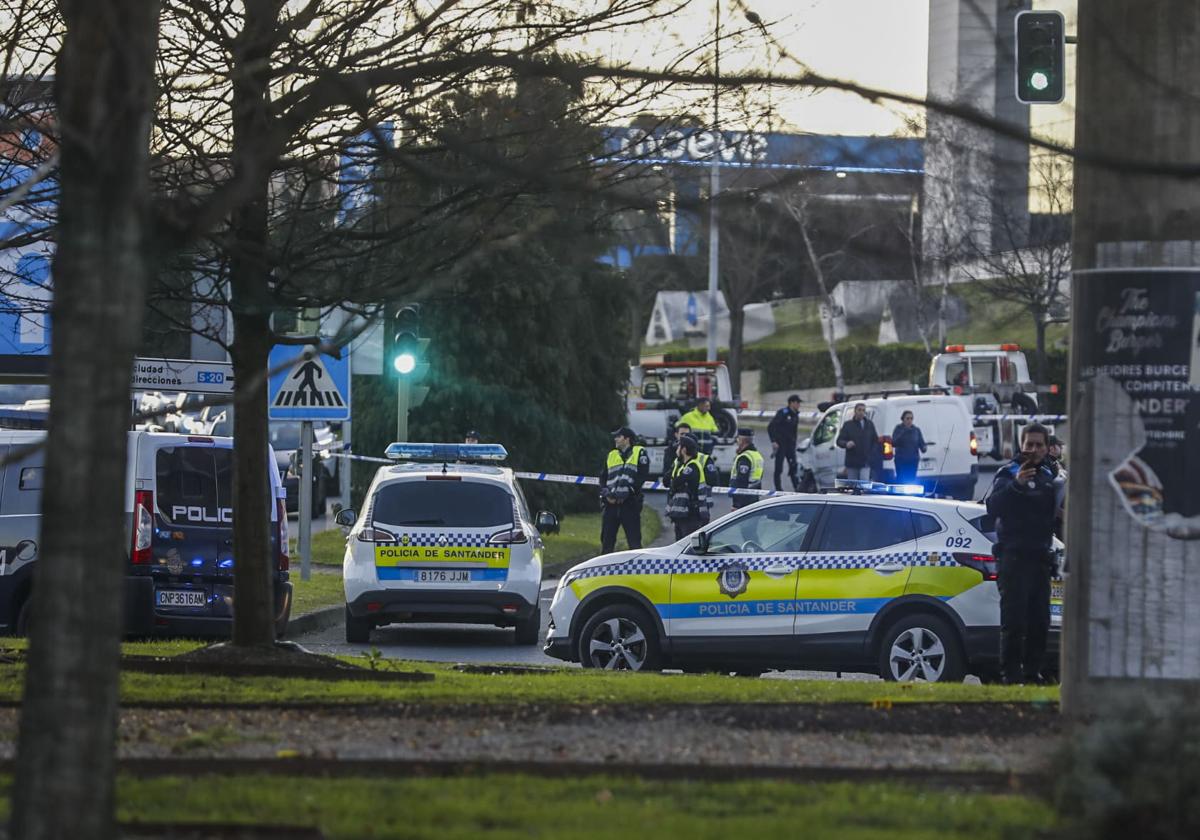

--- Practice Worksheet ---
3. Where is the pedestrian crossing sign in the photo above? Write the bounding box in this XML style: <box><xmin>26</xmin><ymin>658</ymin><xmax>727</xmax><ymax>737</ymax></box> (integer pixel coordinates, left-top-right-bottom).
<box><xmin>267</xmin><ymin>345</ymin><xmax>352</xmax><ymax>421</ymax></box>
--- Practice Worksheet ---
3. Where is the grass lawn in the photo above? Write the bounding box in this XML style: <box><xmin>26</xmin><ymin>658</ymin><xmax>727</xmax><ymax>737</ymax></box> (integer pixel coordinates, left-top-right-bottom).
<box><xmin>5</xmin><ymin>775</ymin><xmax>1051</xmax><ymax>839</ymax></box>
<box><xmin>0</xmin><ymin>648</ymin><xmax>1061</xmax><ymax>706</ymax></box>
<box><xmin>542</xmin><ymin>507</ymin><xmax>662</xmax><ymax>578</ymax></box>
<box><xmin>290</xmin><ymin>571</ymin><xmax>344</xmax><ymax>616</ymax></box>
<box><xmin>291</xmin><ymin>529</ymin><xmax>346</xmax><ymax>567</ymax></box>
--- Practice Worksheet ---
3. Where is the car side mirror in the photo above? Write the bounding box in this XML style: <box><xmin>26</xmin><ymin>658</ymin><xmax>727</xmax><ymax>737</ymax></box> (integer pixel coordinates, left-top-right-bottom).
<box><xmin>334</xmin><ymin>508</ymin><xmax>357</xmax><ymax>528</ymax></box>
<box><xmin>535</xmin><ymin>511</ymin><xmax>559</xmax><ymax>534</ymax></box>
<box><xmin>798</xmin><ymin>437</ymin><xmax>811</xmax><ymax>453</ymax></box>
<box><xmin>689</xmin><ymin>530</ymin><xmax>710</xmax><ymax>553</ymax></box>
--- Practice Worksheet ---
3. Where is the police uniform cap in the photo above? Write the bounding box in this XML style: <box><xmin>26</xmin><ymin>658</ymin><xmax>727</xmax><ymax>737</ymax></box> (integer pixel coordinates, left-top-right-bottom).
<box><xmin>611</xmin><ymin>426</ymin><xmax>636</xmax><ymax>440</ymax></box>
<box><xmin>464</xmin><ymin>430</ymin><xmax>480</xmax><ymax>439</ymax></box>
<box><xmin>736</xmin><ymin>427</ymin><xmax>755</xmax><ymax>438</ymax></box>
<box><xmin>787</xmin><ymin>394</ymin><xmax>802</xmax><ymax>403</ymax></box>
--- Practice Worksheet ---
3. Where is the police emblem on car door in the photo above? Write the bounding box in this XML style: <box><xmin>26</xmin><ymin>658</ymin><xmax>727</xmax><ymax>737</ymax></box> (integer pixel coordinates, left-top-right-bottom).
<box><xmin>667</xmin><ymin>503</ymin><xmax>822</xmax><ymax>649</ymax></box>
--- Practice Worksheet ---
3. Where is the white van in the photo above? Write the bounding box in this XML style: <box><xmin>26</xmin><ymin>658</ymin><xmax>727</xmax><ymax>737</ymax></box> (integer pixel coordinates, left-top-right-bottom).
<box><xmin>798</xmin><ymin>394</ymin><xmax>979</xmax><ymax>500</ymax></box>
<box><xmin>0</xmin><ymin>430</ymin><xmax>291</xmax><ymax>636</ymax></box>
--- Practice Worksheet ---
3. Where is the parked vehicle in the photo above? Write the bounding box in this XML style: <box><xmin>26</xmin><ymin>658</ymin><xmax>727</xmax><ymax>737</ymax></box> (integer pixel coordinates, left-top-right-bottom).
<box><xmin>798</xmin><ymin>393</ymin><xmax>978</xmax><ymax>500</ymax></box>
<box><xmin>0</xmin><ymin>430</ymin><xmax>291</xmax><ymax>637</ymax></box>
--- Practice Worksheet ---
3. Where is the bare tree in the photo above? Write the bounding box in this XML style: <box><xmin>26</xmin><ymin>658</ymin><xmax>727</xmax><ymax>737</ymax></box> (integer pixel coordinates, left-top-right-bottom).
<box><xmin>10</xmin><ymin>2</ymin><xmax>159</xmax><ymax>839</ymax></box>
<box><xmin>958</xmin><ymin>152</ymin><xmax>1072</xmax><ymax>380</ymax></box>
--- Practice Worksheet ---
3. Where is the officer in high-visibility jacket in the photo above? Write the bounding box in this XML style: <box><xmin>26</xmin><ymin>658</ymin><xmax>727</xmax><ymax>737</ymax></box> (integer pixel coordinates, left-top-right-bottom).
<box><xmin>599</xmin><ymin>426</ymin><xmax>650</xmax><ymax>554</ymax></box>
<box><xmin>677</xmin><ymin>398</ymin><xmax>720</xmax><ymax>456</ymax></box>
<box><xmin>661</xmin><ymin>421</ymin><xmax>691</xmax><ymax>485</ymax></box>
<box><xmin>731</xmin><ymin>428</ymin><xmax>764</xmax><ymax>509</ymax></box>
<box><xmin>666</xmin><ymin>435</ymin><xmax>703</xmax><ymax>539</ymax></box>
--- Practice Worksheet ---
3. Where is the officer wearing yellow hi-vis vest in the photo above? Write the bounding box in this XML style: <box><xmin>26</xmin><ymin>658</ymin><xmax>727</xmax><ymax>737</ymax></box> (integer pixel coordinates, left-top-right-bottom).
<box><xmin>677</xmin><ymin>398</ymin><xmax>719</xmax><ymax>456</ymax></box>
<box><xmin>666</xmin><ymin>435</ymin><xmax>704</xmax><ymax>539</ymax></box>
<box><xmin>599</xmin><ymin>426</ymin><xmax>650</xmax><ymax>554</ymax></box>
<box><xmin>731</xmin><ymin>427</ymin><xmax>764</xmax><ymax>509</ymax></box>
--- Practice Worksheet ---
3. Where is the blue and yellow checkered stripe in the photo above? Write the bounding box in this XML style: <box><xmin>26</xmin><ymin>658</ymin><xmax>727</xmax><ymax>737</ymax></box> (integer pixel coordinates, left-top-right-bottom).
<box><xmin>570</xmin><ymin>552</ymin><xmax>958</xmax><ymax>580</ymax></box>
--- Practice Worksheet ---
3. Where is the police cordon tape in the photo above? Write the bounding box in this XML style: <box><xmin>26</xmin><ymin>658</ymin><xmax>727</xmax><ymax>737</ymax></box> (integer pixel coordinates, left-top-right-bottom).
<box><xmin>320</xmin><ymin>450</ymin><xmax>794</xmax><ymax>498</ymax></box>
<box><xmin>738</xmin><ymin>409</ymin><xmax>1066</xmax><ymax>424</ymax></box>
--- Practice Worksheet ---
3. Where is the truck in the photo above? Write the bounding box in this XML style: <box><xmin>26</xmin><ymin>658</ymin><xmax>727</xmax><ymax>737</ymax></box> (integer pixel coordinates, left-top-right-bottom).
<box><xmin>626</xmin><ymin>361</ymin><xmax>742</xmax><ymax>480</ymax></box>
<box><xmin>927</xmin><ymin>344</ymin><xmax>1058</xmax><ymax>460</ymax></box>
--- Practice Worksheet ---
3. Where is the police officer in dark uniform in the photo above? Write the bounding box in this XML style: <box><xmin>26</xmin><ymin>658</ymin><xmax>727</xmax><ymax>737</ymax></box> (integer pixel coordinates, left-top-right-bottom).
<box><xmin>985</xmin><ymin>423</ymin><xmax>1064</xmax><ymax>684</ymax></box>
<box><xmin>661</xmin><ymin>421</ymin><xmax>691</xmax><ymax>486</ymax></box>
<box><xmin>768</xmin><ymin>394</ymin><xmax>803</xmax><ymax>491</ymax></box>
<box><xmin>666</xmin><ymin>436</ymin><xmax>703</xmax><ymax>539</ymax></box>
<box><xmin>731</xmin><ymin>428</ymin><xmax>765</xmax><ymax>510</ymax></box>
<box><xmin>599</xmin><ymin>426</ymin><xmax>650</xmax><ymax>555</ymax></box>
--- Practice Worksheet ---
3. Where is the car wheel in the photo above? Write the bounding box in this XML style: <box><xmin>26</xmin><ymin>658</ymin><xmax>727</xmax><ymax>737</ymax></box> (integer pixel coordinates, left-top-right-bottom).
<box><xmin>578</xmin><ymin>604</ymin><xmax>661</xmax><ymax>671</ymax></box>
<box><xmin>514</xmin><ymin>608</ymin><xmax>540</xmax><ymax>645</ymax></box>
<box><xmin>345</xmin><ymin>605</ymin><xmax>371</xmax><ymax>644</ymax></box>
<box><xmin>878</xmin><ymin>614</ymin><xmax>965</xmax><ymax>683</ymax></box>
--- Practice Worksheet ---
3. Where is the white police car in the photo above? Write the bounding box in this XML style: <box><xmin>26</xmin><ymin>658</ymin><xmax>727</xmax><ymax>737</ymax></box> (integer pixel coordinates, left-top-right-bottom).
<box><xmin>544</xmin><ymin>481</ymin><xmax>1064</xmax><ymax>681</ymax></box>
<box><xmin>337</xmin><ymin>443</ymin><xmax>559</xmax><ymax>645</ymax></box>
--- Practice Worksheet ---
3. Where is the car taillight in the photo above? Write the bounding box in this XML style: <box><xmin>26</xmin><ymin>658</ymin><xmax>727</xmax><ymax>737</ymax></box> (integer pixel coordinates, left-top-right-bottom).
<box><xmin>969</xmin><ymin>431</ymin><xmax>979</xmax><ymax>456</ymax></box>
<box><xmin>880</xmin><ymin>436</ymin><xmax>894</xmax><ymax>460</ymax></box>
<box><xmin>954</xmin><ymin>552</ymin><xmax>997</xmax><ymax>581</ymax></box>
<box><xmin>489</xmin><ymin>527</ymin><xmax>529</xmax><ymax>546</ymax></box>
<box><xmin>131</xmin><ymin>490</ymin><xmax>154</xmax><ymax>565</ymax></box>
<box><xmin>276</xmin><ymin>498</ymin><xmax>289</xmax><ymax>571</ymax></box>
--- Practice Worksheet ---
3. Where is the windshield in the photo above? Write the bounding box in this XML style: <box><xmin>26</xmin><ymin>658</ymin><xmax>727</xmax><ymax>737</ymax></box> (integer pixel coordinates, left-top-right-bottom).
<box><xmin>372</xmin><ymin>480</ymin><xmax>514</xmax><ymax>528</ymax></box>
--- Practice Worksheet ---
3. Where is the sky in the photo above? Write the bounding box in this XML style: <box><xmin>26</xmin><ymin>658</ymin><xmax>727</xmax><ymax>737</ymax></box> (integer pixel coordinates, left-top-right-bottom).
<box><xmin>589</xmin><ymin>0</ymin><xmax>931</xmax><ymax>137</ymax></box>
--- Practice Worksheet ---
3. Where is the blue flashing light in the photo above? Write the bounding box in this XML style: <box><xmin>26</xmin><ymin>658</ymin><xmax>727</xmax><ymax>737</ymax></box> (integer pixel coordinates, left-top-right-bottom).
<box><xmin>385</xmin><ymin>442</ymin><xmax>508</xmax><ymax>462</ymax></box>
<box><xmin>833</xmin><ymin>479</ymin><xmax>926</xmax><ymax>496</ymax></box>
<box><xmin>218</xmin><ymin>558</ymin><xmax>234</xmax><ymax>569</ymax></box>
<box><xmin>190</xmin><ymin>558</ymin><xmax>204</xmax><ymax>567</ymax></box>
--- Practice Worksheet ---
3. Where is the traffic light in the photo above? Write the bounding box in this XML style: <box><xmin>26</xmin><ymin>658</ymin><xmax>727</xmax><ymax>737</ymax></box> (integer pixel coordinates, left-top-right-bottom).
<box><xmin>1015</xmin><ymin>10</ymin><xmax>1065</xmax><ymax>104</ymax></box>
<box><xmin>390</xmin><ymin>304</ymin><xmax>422</xmax><ymax>376</ymax></box>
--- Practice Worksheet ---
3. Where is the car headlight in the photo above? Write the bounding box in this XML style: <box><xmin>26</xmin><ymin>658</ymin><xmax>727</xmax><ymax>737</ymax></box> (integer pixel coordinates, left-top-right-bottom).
<box><xmin>556</xmin><ymin>569</ymin><xmax>585</xmax><ymax>597</ymax></box>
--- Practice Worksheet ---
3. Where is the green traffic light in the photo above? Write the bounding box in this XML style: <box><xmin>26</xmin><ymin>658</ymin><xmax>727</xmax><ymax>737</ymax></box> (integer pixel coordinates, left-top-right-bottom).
<box><xmin>1029</xmin><ymin>71</ymin><xmax>1050</xmax><ymax>91</ymax></box>
<box><xmin>394</xmin><ymin>352</ymin><xmax>416</xmax><ymax>375</ymax></box>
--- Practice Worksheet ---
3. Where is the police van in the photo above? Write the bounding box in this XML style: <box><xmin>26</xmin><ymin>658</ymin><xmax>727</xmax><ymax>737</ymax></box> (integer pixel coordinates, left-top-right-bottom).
<box><xmin>799</xmin><ymin>393</ymin><xmax>978</xmax><ymax>500</ymax></box>
<box><xmin>0</xmin><ymin>430</ymin><xmax>291</xmax><ymax>636</ymax></box>
<box><xmin>545</xmin><ymin>482</ymin><xmax>1063</xmax><ymax>681</ymax></box>
<box><xmin>336</xmin><ymin>443</ymin><xmax>560</xmax><ymax>645</ymax></box>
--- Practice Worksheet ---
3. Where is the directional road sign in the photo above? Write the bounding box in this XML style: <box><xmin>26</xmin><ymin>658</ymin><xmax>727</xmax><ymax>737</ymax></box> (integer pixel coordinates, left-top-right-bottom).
<box><xmin>267</xmin><ymin>345</ymin><xmax>351</xmax><ymax>421</ymax></box>
<box><xmin>133</xmin><ymin>357</ymin><xmax>235</xmax><ymax>395</ymax></box>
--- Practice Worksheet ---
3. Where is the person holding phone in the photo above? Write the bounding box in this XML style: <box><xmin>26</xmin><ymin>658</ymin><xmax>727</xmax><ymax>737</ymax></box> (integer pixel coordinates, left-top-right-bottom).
<box><xmin>985</xmin><ymin>423</ymin><xmax>1064</xmax><ymax>684</ymax></box>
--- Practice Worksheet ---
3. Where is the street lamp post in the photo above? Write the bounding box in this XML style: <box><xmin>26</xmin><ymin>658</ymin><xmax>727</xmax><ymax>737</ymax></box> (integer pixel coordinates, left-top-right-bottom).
<box><xmin>706</xmin><ymin>0</ymin><xmax>721</xmax><ymax>363</ymax></box>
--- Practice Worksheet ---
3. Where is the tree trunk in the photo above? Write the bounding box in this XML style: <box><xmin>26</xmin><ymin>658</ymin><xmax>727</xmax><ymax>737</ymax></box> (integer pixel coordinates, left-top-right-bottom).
<box><xmin>228</xmin><ymin>0</ymin><xmax>281</xmax><ymax>648</ymax></box>
<box><xmin>727</xmin><ymin>301</ymin><xmax>745</xmax><ymax>399</ymax></box>
<box><xmin>11</xmin><ymin>2</ymin><xmax>159</xmax><ymax>838</ymax></box>
<box><xmin>797</xmin><ymin>211</ymin><xmax>844</xmax><ymax>396</ymax></box>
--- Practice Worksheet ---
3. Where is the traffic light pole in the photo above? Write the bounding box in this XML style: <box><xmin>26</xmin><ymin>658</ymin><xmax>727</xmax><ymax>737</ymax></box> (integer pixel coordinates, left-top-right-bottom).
<box><xmin>298</xmin><ymin>419</ymin><xmax>313</xmax><ymax>582</ymax></box>
<box><xmin>1063</xmin><ymin>0</ymin><xmax>1200</xmax><ymax>714</ymax></box>
<box><xmin>396</xmin><ymin>378</ymin><xmax>410</xmax><ymax>442</ymax></box>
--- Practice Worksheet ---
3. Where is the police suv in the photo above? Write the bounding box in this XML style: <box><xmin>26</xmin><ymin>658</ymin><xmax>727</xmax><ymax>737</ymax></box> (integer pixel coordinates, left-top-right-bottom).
<box><xmin>0</xmin><ymin>429</ymin><xmax>291</xmax><ymax>636</ymax></box>
<box><xmin>337</xmin><ymin>443</ymin><xmax>559</xmax><ymax>645</ymax></box>
<box><xmin>545</xmin><ymin>481</ymin><xmax>1063</xmax><ymax>681</ymax></box>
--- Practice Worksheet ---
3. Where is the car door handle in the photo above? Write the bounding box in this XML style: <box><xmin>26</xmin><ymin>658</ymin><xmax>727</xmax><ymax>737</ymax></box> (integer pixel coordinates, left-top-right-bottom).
<box><xmin>764</xmin><ymin>565</ymin><xmax>795</xmax><ymax>577</ymax></box>
<box><xmin>873</xmin><ymin>563</ymin><xmax>905</xmax><ymax>574</ymax></box>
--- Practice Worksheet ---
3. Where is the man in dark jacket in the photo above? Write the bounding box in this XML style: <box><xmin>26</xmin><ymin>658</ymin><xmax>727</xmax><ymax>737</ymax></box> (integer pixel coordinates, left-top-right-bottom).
<box><xmin>985</xmin><ymin>423</ymin><xmax>1064</xmax><ymax>684</ymax></box>
<box><xmin>836</xmin><ymin>403</ymin><xmax>879</xmax><ymax>481</ymax></box>
<box><xmin>767</xmin><ymin>394</ymin><xmax>803</xmax><ymax>491</ymax></box>
<box><xmin>662</xmin><ymin>421</ymin><xmax>691</xmax><ymax>486</ymax></box>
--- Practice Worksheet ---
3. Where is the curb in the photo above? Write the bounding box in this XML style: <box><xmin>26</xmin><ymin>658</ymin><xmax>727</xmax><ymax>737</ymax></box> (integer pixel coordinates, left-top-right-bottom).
<box><xmin>283</xmin><ymin>605</ymin><xmax>342</xmax><ymax>639</ymax></box>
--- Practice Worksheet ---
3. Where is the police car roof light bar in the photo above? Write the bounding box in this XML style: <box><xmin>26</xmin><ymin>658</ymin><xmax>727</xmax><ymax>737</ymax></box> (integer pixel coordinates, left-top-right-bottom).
<box><xmin>833</xmin><ymin>479</ymin><xmax>926</xmax><ymax>496</ymax></box>
<box><xmin>384</xmin><ymin>442</ymin><xmax>508</xmax><ymax>462</ymax></box>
